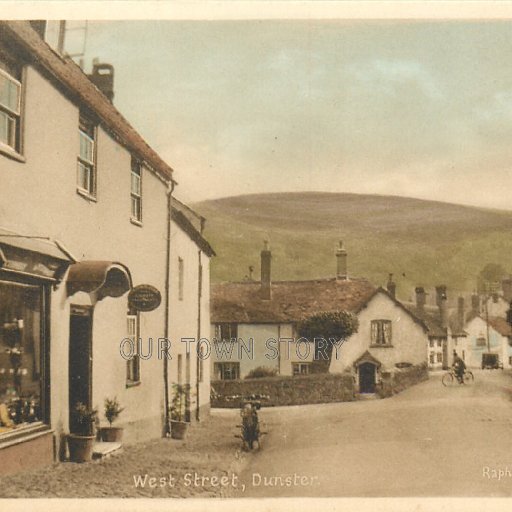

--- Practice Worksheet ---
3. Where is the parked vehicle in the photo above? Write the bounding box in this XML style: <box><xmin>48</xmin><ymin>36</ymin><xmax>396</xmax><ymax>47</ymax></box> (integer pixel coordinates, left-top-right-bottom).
<box><xmin>481</xmin><ymin>353</ymin><xmax>503</xmax><ymax>370</ymax></box>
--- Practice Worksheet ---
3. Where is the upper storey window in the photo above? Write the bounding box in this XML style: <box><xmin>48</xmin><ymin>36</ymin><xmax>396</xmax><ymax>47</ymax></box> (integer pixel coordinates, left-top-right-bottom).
<box><xmin>0</xmin><ymin>60</ymin><xmax>22</xmax><ymax>153</ymax></box>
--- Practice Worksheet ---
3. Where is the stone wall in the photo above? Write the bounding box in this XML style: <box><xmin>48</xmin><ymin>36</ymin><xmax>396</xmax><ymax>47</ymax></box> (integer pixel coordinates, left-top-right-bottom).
<box><xmin>211</xmin><ymin>373</ymin><xmax>355</xmax><ymax>408</ymax></box>
<box><xmin>377</xmin><ymin>363</ymin><xmax>429</xmax><ymax>398</ymax></box>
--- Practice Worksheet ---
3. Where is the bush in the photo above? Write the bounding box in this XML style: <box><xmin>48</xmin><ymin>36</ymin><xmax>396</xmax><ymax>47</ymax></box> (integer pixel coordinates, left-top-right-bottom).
<box><xmin>245</xmin><ymin>366</ymin><xmax>278</xmax><ymax>379</ymax></box>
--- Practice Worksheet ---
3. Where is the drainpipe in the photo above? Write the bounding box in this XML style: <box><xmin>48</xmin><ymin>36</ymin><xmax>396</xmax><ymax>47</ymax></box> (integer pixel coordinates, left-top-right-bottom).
<box><xmin>196</xmin><ymin>249</ymin><xmax>202</xmax><ymax>421</ymax></box>
<box><xmin>163</xmin><ymin>181</ymin><xmax>175</xmax><ymax>437</ymax></box>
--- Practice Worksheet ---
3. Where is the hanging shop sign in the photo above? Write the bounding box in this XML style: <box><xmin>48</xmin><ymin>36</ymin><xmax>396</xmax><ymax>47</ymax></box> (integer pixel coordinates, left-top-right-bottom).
<box><xmin>128</xmin><ymin>284</ymin><xmax>162</xmax><ymax>312</ymax></box>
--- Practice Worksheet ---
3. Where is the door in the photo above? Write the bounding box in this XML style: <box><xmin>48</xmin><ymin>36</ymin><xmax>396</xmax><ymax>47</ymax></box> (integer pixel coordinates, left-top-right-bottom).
<box><xmin>359</xmin><ymin>362</ymin><xmax>376</xmax><ymax>393</ymax></box>
<box><xmin>69</xmin><ymin>305</ymin><xmax>93</xmax><ymax>431</ymax></box>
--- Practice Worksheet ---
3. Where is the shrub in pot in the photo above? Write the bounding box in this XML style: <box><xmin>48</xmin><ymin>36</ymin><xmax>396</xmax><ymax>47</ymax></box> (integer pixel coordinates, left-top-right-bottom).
<box><xmin>100</xmin><ymin>397</ymin><xmax>125</xmax><ymax>442</ymax></box>
<box><xmin>170</xmin><ymin>383</ymin><xmax>190</xmax><ymax>440</ymax></box>
<box><xmin>68</xmin><ymin>402</ymin><xmax>98</xmax><ymax>463</ymax></box>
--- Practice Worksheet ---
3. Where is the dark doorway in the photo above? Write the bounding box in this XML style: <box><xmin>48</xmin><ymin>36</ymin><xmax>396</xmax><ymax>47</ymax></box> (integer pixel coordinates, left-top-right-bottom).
<box><xmin>359</xmin><ymin>362</ymin><xmax>376</xmax><ymax>393</ymax></box>
<box><xmin>69</xmin><ymin>305</ymin><xmax>93</xmax><ymax>432</ymax></box>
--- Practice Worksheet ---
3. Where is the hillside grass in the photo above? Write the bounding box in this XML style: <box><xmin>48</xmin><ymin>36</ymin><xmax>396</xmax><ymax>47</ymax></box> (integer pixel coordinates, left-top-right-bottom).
<box><xmin>193</xmin><ymin>192</ymin><xmax>512</xmax><ymax>299</ymax></box>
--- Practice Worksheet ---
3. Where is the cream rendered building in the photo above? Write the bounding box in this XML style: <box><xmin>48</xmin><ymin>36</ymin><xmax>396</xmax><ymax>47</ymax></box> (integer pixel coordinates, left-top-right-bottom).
<box><xmin>0</xmin><ymin>21</ymin><xmax>213</xmax><ymax>474</ymax></box>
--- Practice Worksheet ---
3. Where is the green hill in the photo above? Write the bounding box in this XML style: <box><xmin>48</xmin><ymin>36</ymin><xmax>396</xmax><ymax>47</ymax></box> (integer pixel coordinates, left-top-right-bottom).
<box><xmin>193</xmin><ymin>192</ymin><xmax>512</xmax><ymax>299</ymax></box>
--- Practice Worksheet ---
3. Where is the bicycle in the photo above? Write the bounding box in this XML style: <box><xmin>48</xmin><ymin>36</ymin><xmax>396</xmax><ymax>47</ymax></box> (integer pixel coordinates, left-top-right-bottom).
<box><xmin>442</xmin><ymin>368</ymin><xmax>474</xmax><ymax>387</ymax></box>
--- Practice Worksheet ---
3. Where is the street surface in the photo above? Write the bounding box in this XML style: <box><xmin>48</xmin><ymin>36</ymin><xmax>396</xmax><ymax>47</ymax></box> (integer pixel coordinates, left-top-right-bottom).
<box><xmin>237</xmin><ymin>370</ymin><xmax>512</xmax><ymax>497</ymax></box>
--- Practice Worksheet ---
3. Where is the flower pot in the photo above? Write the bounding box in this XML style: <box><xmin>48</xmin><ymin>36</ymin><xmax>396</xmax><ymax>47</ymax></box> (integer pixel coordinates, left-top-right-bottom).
<box><xmin>68</xmin><ymin>434</ymin><xmax>96</xmax><ymax>462</ymax></box>
<box><xmin>100</xmin><ymin>426</ymin><xmax>124</xmax><ymax>442</ymax></box>
<box><xmin>170</xmin><ymin>420</ymin><xmax>189</xmax><ymax>440</ymax></box>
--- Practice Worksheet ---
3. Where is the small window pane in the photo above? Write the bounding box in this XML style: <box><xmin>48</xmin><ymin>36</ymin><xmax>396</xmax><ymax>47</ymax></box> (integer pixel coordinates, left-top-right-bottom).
<box><xmin>0</xmin><ymin>110</ymin><xmax>15</xmax><ymax>147</ymax></box>
<box><xmin>79</xmin><ymin>130</ymin><xmax>94</xmax><ymax>164</ymax></box>
<box><xmin>131</xmin><ymin>173</ymin><xmax>141</xmax><ymax>195</ymax></box>
<box><xmin>0</xmin><ymin>72</ymin><xmax>20</xmax><ymax>114</ymax></box>
<box><xmin>77</xmin><ymin>162</ymin><xmax>91</xmax><ymax>192</ymax></box>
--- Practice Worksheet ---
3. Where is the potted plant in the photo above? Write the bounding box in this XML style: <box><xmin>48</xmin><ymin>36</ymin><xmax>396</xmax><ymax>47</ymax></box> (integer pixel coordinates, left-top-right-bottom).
<box><xmin>100</xmin><ymin>397</ymin><xmax>125</xmax><ymax>442</ymax></box>
<box><xmin>170</xmin><ymin>383</ymin><xmax>190</xmax><ymax>440</ymax></box>
<box><xmin>67</xmin><ymin>402</ymin><xmax>98</xmax><ymax>463</ymax></box>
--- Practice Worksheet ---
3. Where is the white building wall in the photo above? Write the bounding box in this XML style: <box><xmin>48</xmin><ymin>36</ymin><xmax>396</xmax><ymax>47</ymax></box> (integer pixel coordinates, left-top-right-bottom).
<box><xmin>0</xmin><ymin>62</ymin><xmax>208</xmax><ymax>447</ymax></box>
<box><xmin>330</xmin><ymin>292</ymin><xmax>427</xmax><ymax>374</ymax></box>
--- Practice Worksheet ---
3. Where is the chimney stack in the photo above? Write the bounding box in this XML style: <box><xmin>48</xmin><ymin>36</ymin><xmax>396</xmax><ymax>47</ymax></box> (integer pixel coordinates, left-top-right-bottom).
<box><xmin>457</xmin><ymin>296</ymin><xmax>465</xmax><ymax>331</ymax></box>
<box><xmin>471</xmin><ymin>293</ymin><xmax>480</xmax><ymax>313</ymax></box>
<box><xmin>415</xmin><ymin>287</ymin><xmax>426</xmax><ymax>310</ymax></box>
<box><xmin>502</xmin><ymin>278</ymin><xmax>512</xmax><ymax>302</ymax></box>
<box><xmin>436</xmin><ymin>285</ymin><xmax>448</xmax><ymax>329</ymax></box>
<box><xmin>386</xmin><ymin>273</ymin><xmax>396</xmax><ymax>299</ymax></box>
<box><xmin>260</xmin><ymin>240</ymin><xmax>272</xmax><ymax>300</ymax></box>
<box><xmin>87</xmin><ymin>62</ymin><xmax>115</xmax><ymax>103</ymax></box>
<box><xmin>336</xmin><ymin>241</ymin><xmax>347</xmax><ymax>280</ymax></box>
<box><xmin>29</xmin><ymin>21</ymin><xmax>47</xmax><ymax>39</ymax></box>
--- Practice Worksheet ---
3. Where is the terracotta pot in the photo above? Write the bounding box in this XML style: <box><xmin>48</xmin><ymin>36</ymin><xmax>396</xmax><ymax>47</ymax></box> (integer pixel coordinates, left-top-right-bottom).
<box><xmin>68</xmin><ymin>434</ymin><xmax>95</xmax><ymax>462</ymax></box>
<box><xmin>170</xmin><ymin>420</ymin><xmax>189</xmax><ymax>440</ymax></box>
<box><xmin>100</xmin><ymin>427</ymin><xmax>124</xmax><ymax>442</ymax></box>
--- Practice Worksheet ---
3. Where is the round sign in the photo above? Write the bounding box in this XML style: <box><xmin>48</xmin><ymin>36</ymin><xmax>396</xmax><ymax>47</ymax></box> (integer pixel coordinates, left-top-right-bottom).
<box><xmin>128</xmin><ymin>284</ymin><xmax>162</xmax><ymax>312</ymax></box>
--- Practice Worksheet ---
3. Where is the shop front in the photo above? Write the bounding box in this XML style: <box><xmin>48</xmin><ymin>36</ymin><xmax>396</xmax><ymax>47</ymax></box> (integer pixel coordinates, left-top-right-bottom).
<box><xmin>0</xmin><ymin>229</ymin><xmax>73</xmax><ymax>474</ymax></box>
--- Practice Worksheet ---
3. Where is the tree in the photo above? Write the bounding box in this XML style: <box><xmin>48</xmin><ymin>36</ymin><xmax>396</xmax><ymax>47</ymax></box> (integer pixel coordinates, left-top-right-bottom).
<box><xmin>297</xmin><ymin>311</ymin><xmax>359</xmax><ymax>373</ymax></box>
<box><xmin>477</xmin><ymin>263</ymin><xmax>508</xmax><ymax>293</ymax></box>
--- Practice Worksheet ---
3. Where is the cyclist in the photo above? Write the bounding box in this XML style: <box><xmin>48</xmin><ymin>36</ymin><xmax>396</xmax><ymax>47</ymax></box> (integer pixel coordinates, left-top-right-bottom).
<box><xmin>452</xmin><ymin>351</ymin><xmax>466</xmax><ymax>384</ymax></box>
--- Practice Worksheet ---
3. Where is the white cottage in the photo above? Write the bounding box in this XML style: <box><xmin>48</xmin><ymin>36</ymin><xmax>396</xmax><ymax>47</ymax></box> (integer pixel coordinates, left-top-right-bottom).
<box><xmin>211</xmin><ymin>242</ymin><xmax>428</xmax><ymax>393</ymax></box>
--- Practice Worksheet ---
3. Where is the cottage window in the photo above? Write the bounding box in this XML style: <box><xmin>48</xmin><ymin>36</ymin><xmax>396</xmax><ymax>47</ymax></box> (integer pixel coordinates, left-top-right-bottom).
<box><xmin>292</xmin><ymin>362</ymin><xmax>310</xmax><ymax>376</ymax></box>
<box><xmin>0</xmin><ymin>62</ymin><xmax>22</xmax><ymax>153</ymax></box>
<box><xmin>214</xmin><ymin>362</ymin><xmax>240</xmax><ymax>380</ymax></box>
<box><xmin>476</xmin><ymin>336</ymin><xmax>487</xmax><ymax>347</ymax></box>
<box><xmin>429</xmin><ymin>339</ymin><xmax>434</xmax><ymax>348</ymax></box>
<box><xmin>437</xmin><ymin>352</ymin><xmax>443</xmax><ymax>363</ymax></box>
<box><xmin>126</xmin><ymin>313</ymin><xmax>140</xmax><ymax>384</ymax></box>
<box><xmin>429</xmin><ymin>353</ymin><xmax>435</xmax><ymax>364</ymax></box>
<box><xmin>370</xmin><ymin>320</ymin><xmax>392</xmax><ymax>346</ymax></box>
<box><xmin>437</xmin><ymin>339</ymin><xmax>442</xmax><ymax>348</ymax></box>
<box><xmin>216</xmin><ymin>323</ymin><xmax>238</xmax><ymax>342</ymax></box>
<box><xmin>130</xmin><ymin>158</ymin><xmax>142</xmax><ymax>223</ymax></box>
<box><xmin>0</xmin><ymin>280</ymin><xmax>48</xmax><ymax>433</ymax></box>
<box><xmin>77</xmin><ymin>115</ymin><xmax>96</xmax><ymax>197</ymax></box>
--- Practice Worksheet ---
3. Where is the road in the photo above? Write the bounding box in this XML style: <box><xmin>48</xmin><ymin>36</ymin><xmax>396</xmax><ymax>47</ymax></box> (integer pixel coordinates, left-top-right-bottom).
<box><xmin>235</xmin><ymin>370</ymin><xmax>512</xmax><ymax>497</ymax></box>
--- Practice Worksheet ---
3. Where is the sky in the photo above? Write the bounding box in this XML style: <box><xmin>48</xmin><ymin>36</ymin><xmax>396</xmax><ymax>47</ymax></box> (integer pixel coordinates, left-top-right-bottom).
<box><xmin>70</xmin><ymin>19</ymin><xmax>512</xmax><ymax>209</ymax></box>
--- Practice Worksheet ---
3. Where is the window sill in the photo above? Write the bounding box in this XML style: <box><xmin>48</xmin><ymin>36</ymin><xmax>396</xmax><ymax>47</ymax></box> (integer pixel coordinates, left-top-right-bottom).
<box><xmin>0</xmin><ymin>422</ymin><xmax>52</xmax><ymax>450</ymax></box>
<box><xmin>126</xmin><ymin>380</ymin><xmax>141</xmax><ymax>389</ymax></box>
<box><xmin>130</xmin><ymin>217</ymin><xmax>143</xmax><ymax>227</ymax></box>
<box><xmin>0</xmin><ymin>144</ymin><xmax>25</xmax><ymax>163</ymax></box>
<box><xmin>370</xmin><ymin>344</ymin><xmax>394</xmax><ymax>348</ymax></box>
<box><xmin>76</xmin><ymin>188</ymin><xmax>97</xmax><ymax>202</ymax></box>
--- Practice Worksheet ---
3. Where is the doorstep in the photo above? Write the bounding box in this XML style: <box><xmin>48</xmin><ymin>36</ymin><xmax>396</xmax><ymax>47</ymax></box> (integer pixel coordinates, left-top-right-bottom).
<box><xmin>355</xmin><ymin>393</ymin><xmax>379</xmax><ymax>400</ymax></box>
<box><xmin>92</xmin><ymin>441</ymin><xmax>123</xmax><ymax>460</ymax></box>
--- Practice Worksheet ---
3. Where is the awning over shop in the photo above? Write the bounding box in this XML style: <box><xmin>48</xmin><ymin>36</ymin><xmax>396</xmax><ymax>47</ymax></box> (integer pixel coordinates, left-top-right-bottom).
<box><xmin>67</xmin><ymin>261</ymin><xmax>132</xmax><ymax>300</ymax></box>
<box><xmin>0</xmin><ymin>228</ymin><xmax>75</xmax><ymax>282</ymax></box>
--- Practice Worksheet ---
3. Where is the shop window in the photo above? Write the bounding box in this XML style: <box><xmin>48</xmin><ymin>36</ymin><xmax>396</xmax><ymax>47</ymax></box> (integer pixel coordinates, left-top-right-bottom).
<box><xmin>370</xmin><ymin>320</ymin><xmax>392</xmax><ymax>346</ymax></box>
<box><xmin>77</xmin><ymin>114</ymin><xmax>96</xmax><ymax>198</ymax></box>
<box><xmin>130</xmin><ymin>157</ymin><xmax>142</xmax><ymax>223</ymax></box>
<box><xmin>126</xmin><ymin>313</ymin><xmax>140</xmax><ymax>384</ymax></box>
<box><xmin>292</xmin><ymin>362</ymin><xmax>310</xmax><ymax>376</ymax></box>
<box><xmin>0</xmin><ymin>280</ymin><xmax>47</xmax><ymax>433</ymax></box>
<box><xmin>0</xmin><ymin>60</ymin><xmax>22</xmax><ymax>154</ymax></box>
<box><xmin>429</xmin><ymin>339</ymin><xmax>434</xmax><ymax>348</ymax></box>
<box><xmin>437</xmin><ymin>353</ymin><xmax>443</xmax><ymax>363</ymax></box>
<box><xmin>437</xmin><ymin>339</ymin><xmax>442</xmax><ymax>348</ymax></box>
<box><xmin>429</xmin><ymin>353</ymin><xmax>435</xmax><ymax>364</ymax></box>
<box><xmin>214</xmin><ymin>362</ymin><xmax>240</xmax><ymax>380</ymax></box>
